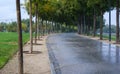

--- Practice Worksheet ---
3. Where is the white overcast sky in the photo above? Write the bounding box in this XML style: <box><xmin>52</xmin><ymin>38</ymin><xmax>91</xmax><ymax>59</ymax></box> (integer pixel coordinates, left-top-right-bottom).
<box><xmin>0</xmin><ymin>0</ymin><xmax>29</xmax><ymax>22</ymax></box>
<box><xmin>0</xmin><ymin>0</ymin><xmax>117</xmax><ymax>25</ymax></box>
<box><xmin>104</xmin><ymin>10</ymin><xmax>116</xmax><ymax>25</ymax></box>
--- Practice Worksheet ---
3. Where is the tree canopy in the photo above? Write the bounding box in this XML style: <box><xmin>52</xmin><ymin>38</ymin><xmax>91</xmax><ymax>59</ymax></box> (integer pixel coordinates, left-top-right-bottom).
<box><xmin>24</xmin><ymin>0</ymin><xmax>119</xmax><ymax>37</ymax></box>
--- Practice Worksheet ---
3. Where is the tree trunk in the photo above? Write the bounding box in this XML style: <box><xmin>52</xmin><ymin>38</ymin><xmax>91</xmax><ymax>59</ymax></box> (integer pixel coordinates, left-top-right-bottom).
<box><xmin>77</xmin><ymin>17</ymin><xmax>81</xmax><ymax>34</ymax></box>
<box><xmin>85</xmin><ymin>16</ymin><xmax>88</xmax><ymax>34</ymax></box>
<box><xmin>77</xmin><ymin>23</ymin><xmax>80</xmax><ymax>34</ymax></box>
<box><xmin>37</xmin><ymin>12</ymin><xmax>39</xmax><ymax>39</ymax></box>
<box><xmin>80</xmin><ymin>16</ymin><xmax>83</xmax><ymax>34</ymax></box>
<box><xmin>45</xmin><ymin>20</ymin><xmax>47</xmax><ymax>34</ymax></box>
<box><xmin>100</xmin><ymin>11</ymin><xmax>103</xmax><ymax>40</ymax></box>
<box><xmin>41</xmin><ymin>19</ymin><xmax>44</xmax><ymax>36</ymax></box>
<box><xmin>93</xmin><ymin>9</ymin><xmax>96</xmax><ymax>37</ymax></box>
<box><xmin>29</xmin><ymin>0</ymin><xmax>33</xmax><ymax>53</ymax></box>
<box><xmin>37</xmin><ymin>17</ymin><xmax>40</xmax><ymax>39</ymax></box>
<box><xmin>35</xmin><ymin>1</ymin><xmax>37</xmax><ymax>44</ymax></box>
<box><xmin>16</xmin><ymin>0</ymin><xmax>23</xmax><ymax>74</ymax></box>
<box><xmin>54</xmin><ymin>22</ymin><xmax>57</xmax><ymax>33</ymax></box>
<box><xmin>55</xmin><ymin>23</ymin><xmax>56</xmax><ymax>32</ymax></box>
<box><xmin>51</xmin><ymin>21</ymin><xmax>54</xmax><ymax>33</ymax></box>
<box><xmin>109</xmin><ymin>0</ymin><xmax>111</xmax><ymax>41</ymax></box>
<box><xmin>52</xmin><ymin>22</ymin><xmax>55</xmax><ymax>33</ymax></box>
<box><xmin>65</xmin><ymin>24</ymin><xmax>68</xmax><ymax>32</ymax></box>
<box><xmin>59</xmin><ymin>24</ymin><xmax>61</xmax><ymax>32</ymax></box>
<box><xmin>83</xmin><ymin>15</ymin><xmax>86</xmax><ymax>34</ymax></box>
<box><xmin>87</xmin><ymin>16</ymin><xmax>90</xmax><ymax>35</ymax></box>
<box><xmin>116</xmin><ymin>0</ymin><xmax>119</xmax><ymax>43</ymax></box>
<box><xmin>82</xmin><ymin>16</ymin><xmax>84</xmax><ymax>34</ymax></box>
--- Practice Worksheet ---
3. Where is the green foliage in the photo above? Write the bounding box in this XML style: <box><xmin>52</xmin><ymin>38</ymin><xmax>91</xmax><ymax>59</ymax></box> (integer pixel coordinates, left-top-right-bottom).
<box><xmin>22</xmin><ymin>23</ymin><xmax>27</xmax><ymax>32</ymax></box>
<box><xmin>97</xmin><ymin>25</ymin><xmax>116</xmax><ymax>34</ymax></box>
<box><xmin>6</xmin><ymin>22</ymin><xmax>17</xmax><ymax>32</ymax></box>
<box><xmin>0</xmin><ymin>32</ymin><xmax>29</xmax><ymax>69</ymax></box>
<box><xmin>0</xmin><ymin>19</ymin><xmax>31</xmax><ymax>32</ymax></box>
<box><xmin>103</xmin><ymin>25</ymin><xmax>116</xmax><ymax>33</ymax></box>
<box><xmin>0</xmin><ymin>25</ymin><xmax>4</xmax><ymax>32</ymax></box>
<box><xmin>96</xmin><ymin>34</ymin><xmax>116</xmax><ymax>41</ymax></box>
<box><xmin>24</xmin><ymin>0</ymin><xmax>118</xmax><ymax>34</ymax></box>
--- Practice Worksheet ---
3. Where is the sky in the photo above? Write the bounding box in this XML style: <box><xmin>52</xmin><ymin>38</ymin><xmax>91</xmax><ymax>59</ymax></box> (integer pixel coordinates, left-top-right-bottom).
<box><xmin>0</xmin><ymin>0</ymin><xmax>29</xmax><ymax>22</ymax></box>
<box><xmin>104</xmin><ymin>10</ymin><xmax>116</xmax><ymax>25</ymax></box>
<box><xmin>0</xmin><ymin>0</ymin><xmax>117</xmax><ymax>25</ymax></box>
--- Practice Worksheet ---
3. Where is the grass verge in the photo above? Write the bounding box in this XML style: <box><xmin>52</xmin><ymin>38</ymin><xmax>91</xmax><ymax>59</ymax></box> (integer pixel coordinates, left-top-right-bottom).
<box><xmin>96</xmin><ymin>34</ymin><xmax>116</xmax><ymax>41</ymax></box>
<box><xmin>0</xmin><ymin>32</ymin><xmax>29</xmax><ymax>69</ymax></box>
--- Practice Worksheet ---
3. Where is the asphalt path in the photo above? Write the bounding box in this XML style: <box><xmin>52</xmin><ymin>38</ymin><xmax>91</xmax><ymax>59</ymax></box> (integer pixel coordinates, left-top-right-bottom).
<box><xmin>47</xmin><ymin>33</ymin><xmax>120</xmax><ymax>74</ymax></box>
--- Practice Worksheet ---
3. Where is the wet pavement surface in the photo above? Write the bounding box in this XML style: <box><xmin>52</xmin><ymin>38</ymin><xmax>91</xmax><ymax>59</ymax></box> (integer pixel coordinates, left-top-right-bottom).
<box><xmin>47</xmin><ymin>33</ymin><xmax>120</xmax><ymax>74</ymax></box>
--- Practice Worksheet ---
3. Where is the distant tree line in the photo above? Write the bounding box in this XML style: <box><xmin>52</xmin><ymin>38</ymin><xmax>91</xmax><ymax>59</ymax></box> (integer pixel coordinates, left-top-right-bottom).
<box><xmin>0</xmin><ymin>19</ymin><xmax>29</xmax><ymax>32</ymax></box>
<box><xmin>0</xmin><ymin>19</ymin><xmax>77</xmax><ymax>33</ymax></box>
<box><xmin>97</xmin><ymin>25</ymin><xmax>116</xmax><ymax>33</ymax></box>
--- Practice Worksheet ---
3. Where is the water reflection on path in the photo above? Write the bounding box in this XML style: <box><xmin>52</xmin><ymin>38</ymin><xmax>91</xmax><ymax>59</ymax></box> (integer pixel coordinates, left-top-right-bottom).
<box><xmin>47</xmin><ymin>33</ymin><xmax>120</xmax><ymax>74</ymax></box>
<box><xmin>100</xmin><ymin>43</ymin><xmax>120</xmax><ymax>64</ymax></box>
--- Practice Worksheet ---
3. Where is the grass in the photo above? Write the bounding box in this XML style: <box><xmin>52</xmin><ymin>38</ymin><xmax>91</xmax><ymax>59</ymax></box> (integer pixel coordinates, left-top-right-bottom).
<box><xmin>0</xmin><ymin>32</ymin><xmax>29</xmax><ymax>69</ymax></box>
<box><xmin>96</xmin><ymin>34</ymin><xmax>116</xmax><ymax>41</ymax></box>
<box><xmin>83</xmin><ymin>34</ymin><xmax>116</xmax><ymax>41</ymax></box>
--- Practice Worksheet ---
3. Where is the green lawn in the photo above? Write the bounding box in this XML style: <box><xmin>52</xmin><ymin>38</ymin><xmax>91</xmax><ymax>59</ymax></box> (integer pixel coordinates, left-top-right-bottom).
<box><xmin>0</xmin><ymin>32</ymin><xmax>29</xmax><ymax>69</ymax></box>
<box><xmin>96</xmin><ymin>34</ymin><xmax>116</xmax><ymax>41</ymax></box>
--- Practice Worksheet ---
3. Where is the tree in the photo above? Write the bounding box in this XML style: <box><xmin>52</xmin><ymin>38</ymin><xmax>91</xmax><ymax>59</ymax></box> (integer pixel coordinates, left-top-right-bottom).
<box><xmin>116</xmin><ymin>0</ymin><xmax>119</xmax><ymax>43</ymax></box>
<box><xmin>24</xmin><ymin>0</ymin><xmax>118</xmax><ymax>38</ymax></box>
<box><xmin>29</xmin><ymin>0</ymin><xmax>33</xmax><ymax>53</ymax></box>
<box><xmin>16</xmin><ymin>0</ymin><xmax>23</xmax><ymax>74</ymax></box>
<box><xmin>22</xmin><ymin>23</ymin><xmax>27</xmax><ymax>32</ymax></box>
<box><xmin>34</xmin><ymin>0</ymin><xmax>38</xmax><ymax>43</ymax></box>
<box><xmin>87</xmin><ymin>0</ymin><xmax>110</xmax><ymax>39</ymax></box>
<box><xmin>21</xmin><ymin>19</ymin><xmax>30</xmax><ymax>32</ymax></box>
<box><xmin>0</xmin><ymin>24</ymin><xmax>4</xmax><ymax>32</ymax></box>
<box><xmin>6</xmin><ymin>22</ymin><xmax>17</xmax><ymax>32</ymax></box>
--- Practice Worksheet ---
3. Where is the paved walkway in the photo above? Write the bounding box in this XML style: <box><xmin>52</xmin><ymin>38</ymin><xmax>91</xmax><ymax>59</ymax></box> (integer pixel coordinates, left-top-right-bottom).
<box><xmin>47</xmin><ymin>33</ymin><xmax>120</xmax><ymax>74</ymax></box>
<box><xmin>0</xmin><ymin>36</ymin><xmax>51</xmax><ymax>74</ymax></box>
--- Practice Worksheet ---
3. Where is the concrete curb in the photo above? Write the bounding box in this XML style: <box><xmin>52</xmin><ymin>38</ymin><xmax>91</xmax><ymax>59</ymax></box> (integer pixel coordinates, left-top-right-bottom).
<box><xmin>46</xmin><ymin>36</ymin><xmax>56</xmax><ymax>74</ymax></box>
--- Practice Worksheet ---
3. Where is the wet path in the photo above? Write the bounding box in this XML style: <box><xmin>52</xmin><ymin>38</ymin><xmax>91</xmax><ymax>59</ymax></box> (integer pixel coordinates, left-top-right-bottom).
<box><xmin>47</xmin><ymin>33</ymin><xmax>120</xmax><ymax>74</ymax></box>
